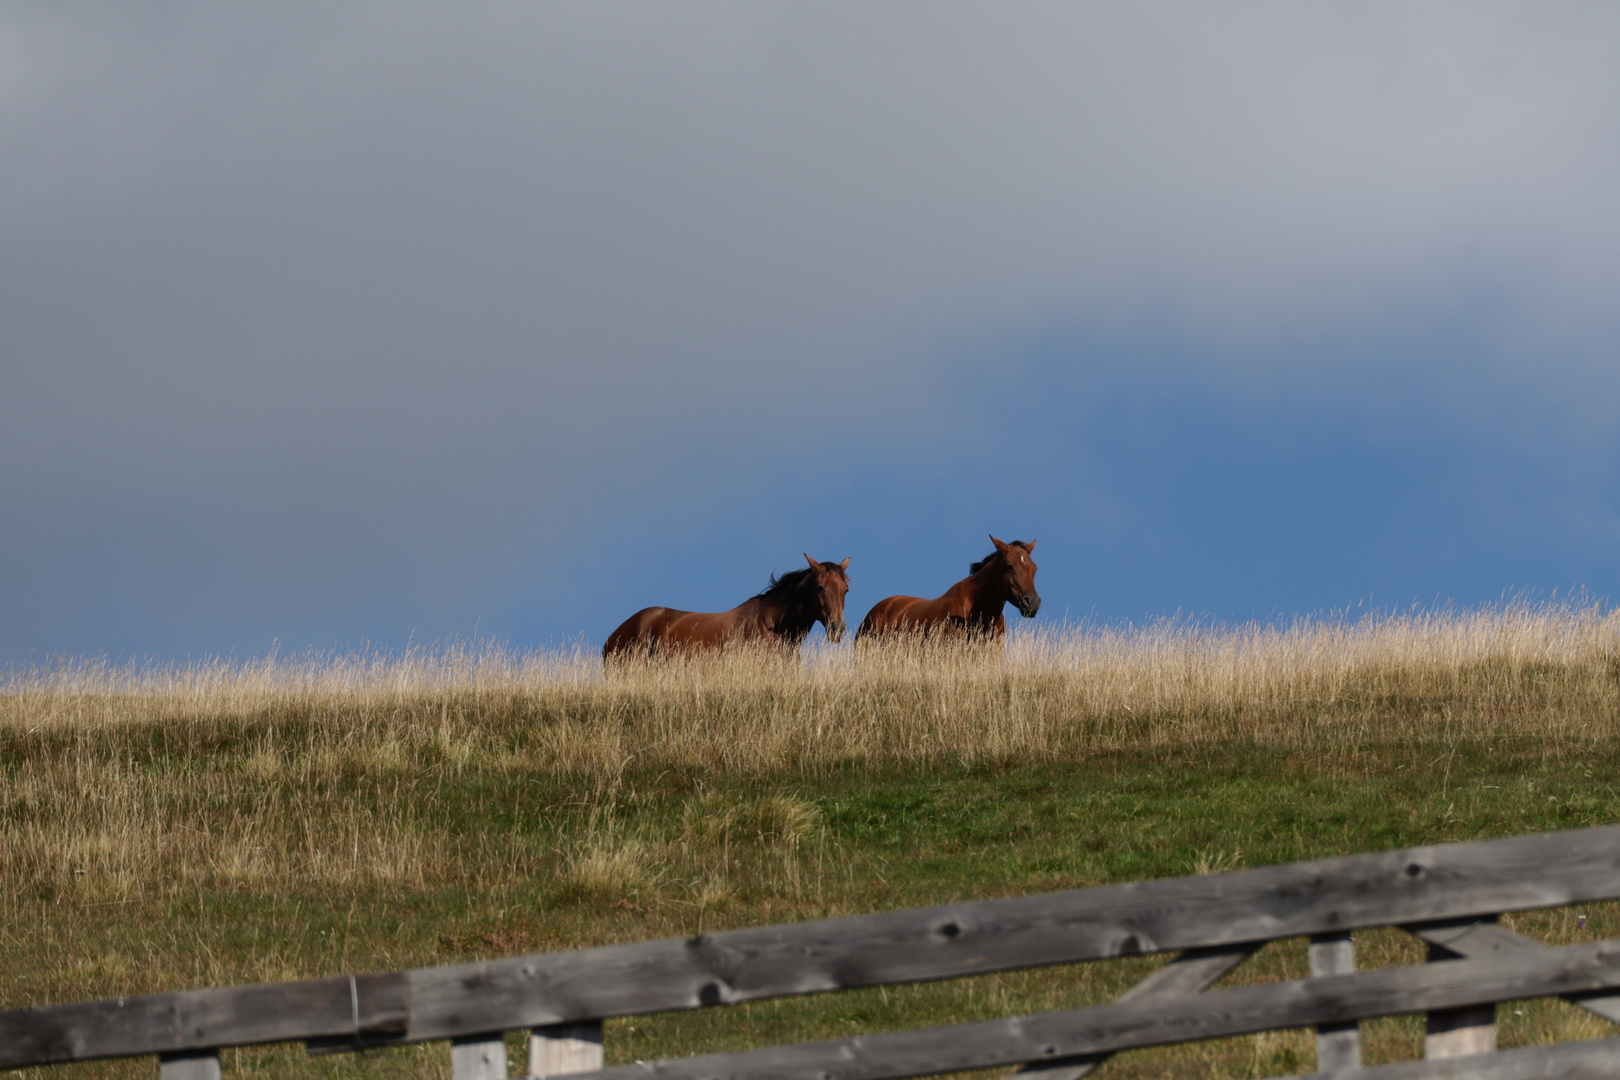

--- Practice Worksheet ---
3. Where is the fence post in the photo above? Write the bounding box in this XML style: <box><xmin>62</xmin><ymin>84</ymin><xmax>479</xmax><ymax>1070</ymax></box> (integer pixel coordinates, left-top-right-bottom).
<box><xmin>451</xmin><ymin>1033</ymin><xmax>509</xmax><ymax>1080</ymax></box>
<box><xmin>1308</xmin><ymin>931</ymin><xmax>1361</xmax><ymax>1071</ymax></box>
<box><xmin>531</xmin><ymin>1021</ymin><xmax>604</xmax><ymax>1078</ymax></box>
<box><xmin>1424</xmin><ymin>921</ymin><xmax>1497</xmax><ymax>1059</ymax></box>
<box><xmin>158</xmin><ymin>1051</ymin><xmax>220</xmax><ymax>1080</ymax></box>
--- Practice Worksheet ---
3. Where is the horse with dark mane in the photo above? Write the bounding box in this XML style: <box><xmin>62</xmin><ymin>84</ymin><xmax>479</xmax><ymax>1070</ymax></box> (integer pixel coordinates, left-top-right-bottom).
<box><xmin>855</xmin><ymin>536</ymin><xmax>1039</xmax><ymax>641</ymax></box>
<box><xmin>602</xmin><ymin>555</ymin><xmax>851</xmax><ymax>660</ymax></box>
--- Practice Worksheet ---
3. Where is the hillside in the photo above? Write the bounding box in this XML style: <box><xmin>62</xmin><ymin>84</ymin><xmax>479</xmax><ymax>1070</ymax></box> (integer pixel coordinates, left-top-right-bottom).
<box><xmin>5</xmin><ymin>604</ymin><xmax>1620</xmax><ymax>1079</ymax></box>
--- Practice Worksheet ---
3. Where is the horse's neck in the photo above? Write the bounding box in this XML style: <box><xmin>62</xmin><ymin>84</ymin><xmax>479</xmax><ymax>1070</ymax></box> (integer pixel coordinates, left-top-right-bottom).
<box><xmin>951</xmin><ymin>570</ymin><xmax>1008</xmax><ymax>616</ymax></box>
<box><xmin>740</xmin><ymin>594</ymin><xmax>811</xmax><ymax>638</ymax></box>
<box><xmin>776</xmin><ymin>594</ymin><xmax>820</xmax><ymax>640</ymax></box>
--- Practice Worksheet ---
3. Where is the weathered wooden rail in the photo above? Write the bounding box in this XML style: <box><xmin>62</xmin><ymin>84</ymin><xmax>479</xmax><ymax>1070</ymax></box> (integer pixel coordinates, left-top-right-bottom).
<box><xmin>7</xmin><ymin>826</ymin><xmax>1620</xmax><ymax>1079</ymax></box>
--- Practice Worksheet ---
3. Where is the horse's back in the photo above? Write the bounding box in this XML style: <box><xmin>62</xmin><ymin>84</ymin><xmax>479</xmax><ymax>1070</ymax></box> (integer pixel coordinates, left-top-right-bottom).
<box><xmin>603</xmin><ymin>606</ymin><xmax>681</xmax><ymax>659</ymax></box>
<box><xmin>857</xmin><ymin>594</ymin><xmax>1006</xmax><ymax>640</ymax></box>
<box><xmin>857</xmin><ymin>595</ymin><xmax>936</xmax><ymax>639</ymax></box>
<box><xmin>604</xmin><ymin>606</ymin><xmax>752</xmax><ymax>659</ymax></box>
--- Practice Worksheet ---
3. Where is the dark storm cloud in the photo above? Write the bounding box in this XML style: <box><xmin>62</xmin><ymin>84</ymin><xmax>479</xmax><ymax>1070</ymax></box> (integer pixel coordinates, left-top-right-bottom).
<box><xmin>3</xmin><ymin>3</ymin><xmax>1619</xmax><ymax>658</ymax></box>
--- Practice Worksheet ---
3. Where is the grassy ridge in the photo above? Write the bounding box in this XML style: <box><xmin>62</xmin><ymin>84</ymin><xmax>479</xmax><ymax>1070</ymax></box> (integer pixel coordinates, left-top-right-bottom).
<box><xmin>4</xmin><ymin>606</ymin><xmax>1620</xmax><ymax>1079</ymax></box>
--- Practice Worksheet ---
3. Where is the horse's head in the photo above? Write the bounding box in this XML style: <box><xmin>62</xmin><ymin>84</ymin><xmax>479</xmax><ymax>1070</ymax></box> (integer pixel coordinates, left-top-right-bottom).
<box><xmin>802</xmin><ymin>553</ymin><xmax>852</xmax><ymax>642</ymax></box>
<box><xmin>985</xmin><ymin>536</ymin><xmax>1040</xmax><ymax>618</ymax></box>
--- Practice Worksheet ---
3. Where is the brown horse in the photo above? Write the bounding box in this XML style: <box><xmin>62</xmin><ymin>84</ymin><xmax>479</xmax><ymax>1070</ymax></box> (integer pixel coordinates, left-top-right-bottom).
<box><xmin>602</xmin><ymin>555</ymin><xmax>851</xmax><ymax>660</ymax></box>
<box><xmin>856</xmin><ymin>536</ymin><xmax>1039</xmax><ymax>641</ymax></box>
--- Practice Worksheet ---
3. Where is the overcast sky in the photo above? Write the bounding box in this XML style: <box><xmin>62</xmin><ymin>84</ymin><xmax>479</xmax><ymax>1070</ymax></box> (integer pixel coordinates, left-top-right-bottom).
<box><xmin>4</xmin><ymin>3</ymin><xmax>1619</xmax><ymax>662</ymax></box>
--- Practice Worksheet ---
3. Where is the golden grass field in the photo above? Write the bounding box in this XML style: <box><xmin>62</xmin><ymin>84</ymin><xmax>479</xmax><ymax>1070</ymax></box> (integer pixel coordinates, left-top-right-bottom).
<box><xmin>4</xmin><ymin>601</ymin><xmax>1620</xmax><ymax>1079</ymax></box>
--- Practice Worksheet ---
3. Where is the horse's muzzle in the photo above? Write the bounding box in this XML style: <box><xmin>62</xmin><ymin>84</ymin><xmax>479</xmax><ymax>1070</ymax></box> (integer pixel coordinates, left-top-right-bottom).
<box><xmin>826</xmin><ymin>621</ymin><xmax>847</xmax><ymax>643</ymax></box>
<box><xmin>1017</xmin><ymin>594</ymin><xmax>1041</xmax><ymax>618</ymax></box>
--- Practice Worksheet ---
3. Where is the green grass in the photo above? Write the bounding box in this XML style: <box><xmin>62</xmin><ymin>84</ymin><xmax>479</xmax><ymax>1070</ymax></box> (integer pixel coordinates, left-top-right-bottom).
<box><xmin>6</xmin><ymin>727</ymin><xmax>1620</xmax><ymax>1080</ymax></box>
<box><xmin>11</xmin><ymin>611</ymin><xmax>1620</xmax><ymax>1079</ymax></box>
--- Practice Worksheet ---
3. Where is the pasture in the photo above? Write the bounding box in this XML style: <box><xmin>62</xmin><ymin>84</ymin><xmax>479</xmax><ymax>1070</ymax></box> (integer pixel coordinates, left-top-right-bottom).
<box><xmin>5</xmin><ymin>603</ymin><xmax>1620</xmax><ymax>1080</ymax></box>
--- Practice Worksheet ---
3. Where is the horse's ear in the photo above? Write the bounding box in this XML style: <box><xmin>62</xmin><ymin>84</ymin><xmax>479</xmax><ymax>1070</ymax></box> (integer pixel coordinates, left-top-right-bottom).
<box><xmin>990</xmin><ymin>534</ymin><xmax>1009</xmax><ymax>553</ymax></box>
<box><xmin>804</xmin><ymin>553</ymin><xmax>821</xmax><ymax>571</ymax></box>
<box><xmin>1025</xmin><ymin>539</ymin><xmax>1036</xmax><ymax>553</ymax></box>
<box><xmin>838</xmin><ymin>557</ymin><xmax>850</xmax><ymax>571</ymax></box>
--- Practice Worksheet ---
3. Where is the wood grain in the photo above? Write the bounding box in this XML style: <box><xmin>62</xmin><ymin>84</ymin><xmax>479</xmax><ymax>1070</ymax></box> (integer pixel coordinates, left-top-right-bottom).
<box><xmin>5</xmin><ymin>826</ymin><xmax>1620</xmax><ymax>1067</ymax></box>
<box><xmin>0</xmin><ymin>971</ymin><xmax>407</xmax><ymax>1068</ymax></box>
<box><xmin>1309</xmin><ymin>932</ymin><xmax>1361</xmax><ymax>1071</ymax></box>
<box><xmin>1423</xmin><ymin>930</ymin><xmax>1496</xmax><ymax>1059</ymax></box>
<box><xmin>1015</xmin><ymin>944</ymin><xmax>1259</xmax><ymax>1080</ymax></box>
<box><xmin>1277</xmin><ymin>1034</ymin><xmax>1620</xmax><ymax>1080</ymax></box>
<box><xmin>1407</xmin><ymin>919</ymin><xmax>1620</xmax><ymax>1025</ymax></box>
<box><xmin>572</xmin><ymin>937</ymin><xmax>1620</xmax><ymax>1080</ymax></box>
<box><xmin>397</xmin><ymin>825</ymin><xmax>1620</xmax><ymax>1042</ymax></box>
<box><xmin>157</xmin><ymin>1051</ymin><xmax>219</xmax><ymax>1080</ymax></box>
<box><xmin>531</xmin><ymin>1021</ymin><xmax>605</xmax><ymax>1079</ymax></box>
<box><xmin>452</xmin><ymin>1034</ymin><xmax>509</xmax><ymax>1080</ymax></box>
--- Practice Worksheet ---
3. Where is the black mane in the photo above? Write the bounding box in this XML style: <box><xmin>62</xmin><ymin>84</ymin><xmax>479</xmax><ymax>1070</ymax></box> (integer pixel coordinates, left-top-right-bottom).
<box><xmin>970</xmin><ymin>540</ymin><xmax>1030</xmax><ymax>574</ymax></box>
<box><xmin>754</xmin><ymin>566</ymin><xmax>817</xmax><ymax>601</ymax></box>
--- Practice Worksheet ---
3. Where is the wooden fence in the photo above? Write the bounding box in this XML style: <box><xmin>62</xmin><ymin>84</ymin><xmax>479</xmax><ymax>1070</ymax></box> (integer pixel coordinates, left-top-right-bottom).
<box><xmin>8</xmin><ymin>826</ymin><xmax>1620</xmax><ymax>1080</ymax></box>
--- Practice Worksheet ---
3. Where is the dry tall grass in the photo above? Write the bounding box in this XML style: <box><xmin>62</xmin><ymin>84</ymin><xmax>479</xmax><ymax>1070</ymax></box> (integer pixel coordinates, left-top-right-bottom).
<box><xmin>4</xmin><ymin>601</ymin><xmax>1615</xmax><ymax>909</ymax></box>
<box><xmin>6</xmin><ymin>603</ymin><xmax>1620</xmax><ymax>1078</ymax></box>
<box><xmin>6</xmin><ymin>600</ymin><xmax>1619</xmax><ymax>770</ymax></box>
